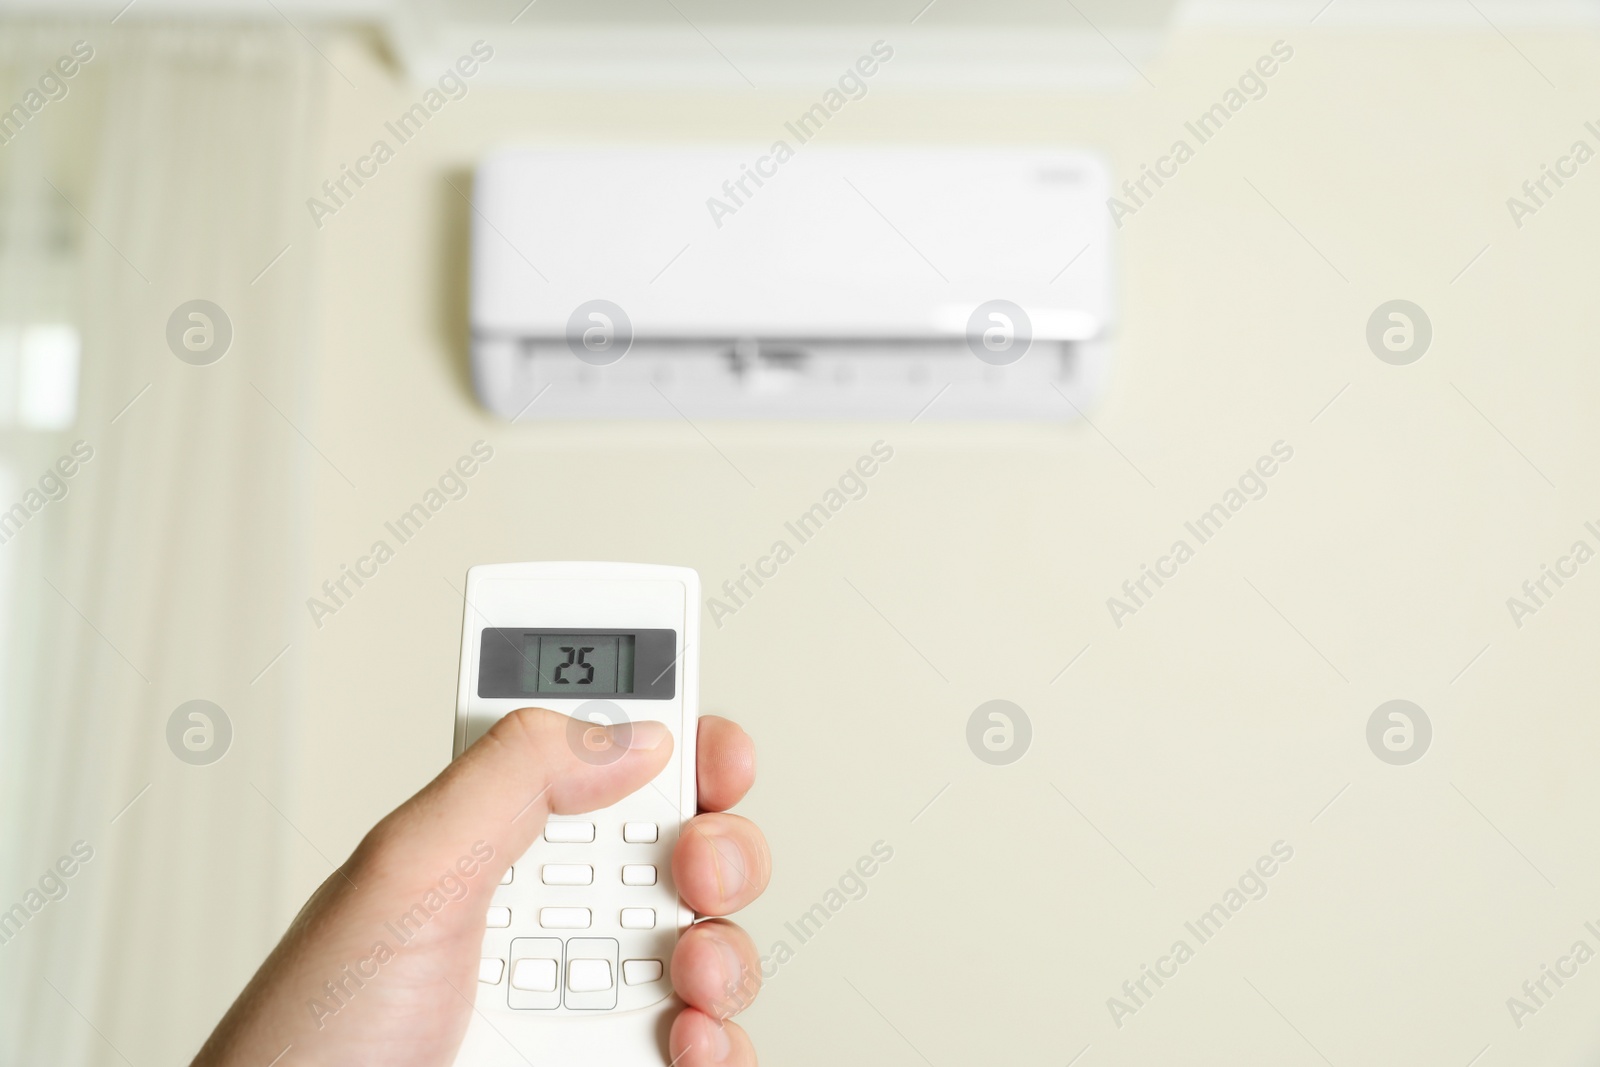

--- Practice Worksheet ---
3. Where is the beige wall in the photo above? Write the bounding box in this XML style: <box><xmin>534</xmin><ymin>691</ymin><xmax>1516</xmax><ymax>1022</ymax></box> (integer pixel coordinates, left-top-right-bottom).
<box><xmin>272</xmin><ymin>26</ymin><xmax>1600</xmax><ymax>1066</ymax></box>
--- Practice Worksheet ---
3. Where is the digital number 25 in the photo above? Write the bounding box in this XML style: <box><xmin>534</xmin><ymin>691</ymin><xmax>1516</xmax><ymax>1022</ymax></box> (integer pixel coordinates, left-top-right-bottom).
<box><xmin>554</xmin><ymin>645</ymin><xmax>596</xmax><ymax>685</ymax></box>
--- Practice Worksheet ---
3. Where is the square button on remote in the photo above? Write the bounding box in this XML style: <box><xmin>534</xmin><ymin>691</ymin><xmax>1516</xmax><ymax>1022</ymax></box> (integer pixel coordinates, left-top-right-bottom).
<box><xmin>508</xmin><ymin>938</ymin><xmax>563</xmax><ymax>1010</ymax></box>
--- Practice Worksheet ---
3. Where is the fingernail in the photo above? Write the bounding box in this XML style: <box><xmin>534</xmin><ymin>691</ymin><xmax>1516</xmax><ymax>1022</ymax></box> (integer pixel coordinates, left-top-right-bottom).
<box><xmin>715</xmin><ymin>936</ymin><xmax>745</xmax><ymax>990</ymax></box>
<box><xmin>710</xmin><ymin>833</ymin><xmax>748</xmax><ymax>904</ymax></box>
<box><xmin>710</xmin><ymin>1017</ymin><xmax>732</xmax><ymax>1061</ymax></box>
<box><xmin>609</xmin><ymin>719</ymin><xmax>668</xmax><ymax>751</ymax></box>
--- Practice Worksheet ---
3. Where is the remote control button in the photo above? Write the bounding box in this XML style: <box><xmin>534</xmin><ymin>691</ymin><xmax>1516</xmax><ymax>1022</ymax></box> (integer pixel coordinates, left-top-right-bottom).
<box><xmin>541</xmin><ymin>864</ymin><xmax>594</xmax><ymax>886</ymax></box>
<box><xmin>500</xmin><ymin>867</ymin><xmax>513</xmax><ymax>885</ymax></box>
<box><xmin>545</xmin><ymin>822</ymin><xmax>595</xmax><ymax>843</ymax></box>
<box><xmin>623</xmin><ymin>959</ymin><xmax>664</xmax><ymax>985</ymax></box>
<box><xmin>620</xmin><ymin>908</ymin><xmax>656</xmax><ymax>929</ymax></box>
<box><xmin>621</xmin><ymin>864</ymin><xmax>657</xmax><ymax>886</ymax></box>
<box><xmin>508</xmin><ymin>937</ymin><xmax>564</xmax><ymax>1010</ymax></box>
<box><xmin>511</xmin><ymin>958</ymin><xmax>557</xmax><ymax>993</ymax></box>
<box><xmin>486</xmin><ymin>906</ymin><xmax>511</xmax><ymax>928</ymax></box>
<box><xmin>567</xmin><ymin>958</ymin><xmax>613</xmax><ymax>993</ymax></box>
<box><xmin>623</xmin><ymin>822</ymin><xmax>659</xmax><ymax>843</ymax></box>
<box><xmin>538</xmin><ymin>907</ymin><xmax>591</xmax><ymax>929</ymax></box>
<box><xmin>478</xmin><ymin>958</ymin><xmax>505</xmax><ymax>984</ymax></box>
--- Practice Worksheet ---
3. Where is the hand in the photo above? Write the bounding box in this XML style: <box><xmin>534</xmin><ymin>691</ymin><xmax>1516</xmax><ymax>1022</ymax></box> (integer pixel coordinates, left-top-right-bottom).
<box><xmin>190</xmin><ymin>709</ymin><xmax>770</xmax><ymax>1067</ymax></box>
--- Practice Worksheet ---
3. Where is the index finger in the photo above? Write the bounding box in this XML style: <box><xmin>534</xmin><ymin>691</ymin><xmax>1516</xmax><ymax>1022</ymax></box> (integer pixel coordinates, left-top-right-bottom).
<box><xmin>697</xmin><ymin>715</ymin><xmax>754</xmax><ymax>812</ymax></box>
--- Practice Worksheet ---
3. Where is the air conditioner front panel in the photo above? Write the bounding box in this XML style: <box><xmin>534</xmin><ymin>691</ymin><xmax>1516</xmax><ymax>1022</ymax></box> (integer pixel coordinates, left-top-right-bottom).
<box><xmin>469</xmin><ymin>145</ymin><xmax>1115</xmax><ymax>420</ymax></box>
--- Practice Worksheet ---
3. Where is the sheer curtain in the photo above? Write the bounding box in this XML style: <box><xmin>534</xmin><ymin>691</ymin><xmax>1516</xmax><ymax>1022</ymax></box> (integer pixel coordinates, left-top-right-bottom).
<box><xmin>0</xmin><ymin>25</ymin><xmax>321</xmax><ymax>1066</ymax></box>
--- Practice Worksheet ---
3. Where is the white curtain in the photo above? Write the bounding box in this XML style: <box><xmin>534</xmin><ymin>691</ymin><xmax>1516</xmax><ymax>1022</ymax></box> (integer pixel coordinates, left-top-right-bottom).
<box><xmin>0</xmin><ymin>25</ymin><xmax>321</xmax><ymax>1066</ymax></box>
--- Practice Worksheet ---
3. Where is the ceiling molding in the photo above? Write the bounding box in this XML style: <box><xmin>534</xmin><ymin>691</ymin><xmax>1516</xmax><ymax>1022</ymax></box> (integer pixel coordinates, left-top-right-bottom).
<box><xmin>386</xmin><ymin>25</ymin><xmax>1167</xmax><ymax>91</ymax></box>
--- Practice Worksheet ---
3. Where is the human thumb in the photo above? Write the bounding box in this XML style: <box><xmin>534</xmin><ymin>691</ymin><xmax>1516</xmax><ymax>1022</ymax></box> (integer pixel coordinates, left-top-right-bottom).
<box><xmin>356</xmin><ymin>707</ymin><xmax>674</xmax><ymax>900</ymax></box>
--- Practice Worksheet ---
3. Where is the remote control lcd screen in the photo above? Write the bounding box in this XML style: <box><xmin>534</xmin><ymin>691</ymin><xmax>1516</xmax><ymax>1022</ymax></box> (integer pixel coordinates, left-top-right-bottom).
<box><xmin>477</xmin><ymin>628</ymin><xmax>677</xmax><ymax>700</ymax></box>
<box><xmin>521</xmin><ymin>634</ymin><xmax>634</xmax><ymax>694</ymax></box>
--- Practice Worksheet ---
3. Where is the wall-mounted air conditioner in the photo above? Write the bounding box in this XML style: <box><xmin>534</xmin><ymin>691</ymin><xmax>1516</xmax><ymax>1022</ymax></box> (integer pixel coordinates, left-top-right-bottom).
<box><xmin>469</xmin><ymin>146</ymin><xmax>1113</xmax><ymax>421</ymax></box>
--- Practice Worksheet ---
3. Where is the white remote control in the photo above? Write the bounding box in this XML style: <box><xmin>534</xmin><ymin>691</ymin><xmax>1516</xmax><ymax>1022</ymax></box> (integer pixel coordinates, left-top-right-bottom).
<box><xmin>450</xmin><ymin>562</ymin><xmax>699</xmax><ymax>1066</ymax></box>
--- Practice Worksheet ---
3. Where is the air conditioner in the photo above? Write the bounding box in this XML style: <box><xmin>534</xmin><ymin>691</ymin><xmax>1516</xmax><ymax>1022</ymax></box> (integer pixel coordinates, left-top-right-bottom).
<box><xmin>469</xmin><ymin>145</ymin><xmax>1113</xmax><ymax>421</ymax></box>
